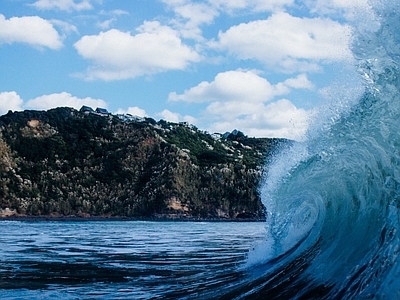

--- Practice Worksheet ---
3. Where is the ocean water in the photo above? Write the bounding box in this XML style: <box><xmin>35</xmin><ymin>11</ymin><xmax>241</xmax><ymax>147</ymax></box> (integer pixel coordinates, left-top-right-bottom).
<box><xmin>0</xmin><ymin>221</ymin><xmax>267</xmax><ymax>299</ymax></box>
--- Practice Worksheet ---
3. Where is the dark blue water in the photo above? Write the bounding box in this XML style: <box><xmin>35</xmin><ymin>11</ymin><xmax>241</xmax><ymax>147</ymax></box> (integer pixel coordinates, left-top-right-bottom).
<box><xmin>0</xmin><ymin>221</ymin><xmax>266</xmax><ymax>299</ymax></box>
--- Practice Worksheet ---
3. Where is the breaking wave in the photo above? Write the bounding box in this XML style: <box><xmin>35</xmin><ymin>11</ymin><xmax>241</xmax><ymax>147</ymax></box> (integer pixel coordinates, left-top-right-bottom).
<box><xmin>234</xmin><ymin>1</ymin><xmax>400</xmax><ymax>298</ymax></box>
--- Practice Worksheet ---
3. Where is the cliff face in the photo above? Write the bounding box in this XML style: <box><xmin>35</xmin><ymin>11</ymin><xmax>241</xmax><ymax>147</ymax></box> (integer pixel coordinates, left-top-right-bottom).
<box><xmin>0</xmin><ymin>108</ymin><xmax>286</xmax><ymax>220</ymax></box>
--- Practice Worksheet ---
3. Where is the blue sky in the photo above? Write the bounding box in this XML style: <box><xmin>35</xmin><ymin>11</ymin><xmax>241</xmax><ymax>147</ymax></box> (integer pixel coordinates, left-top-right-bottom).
<box><xmin>0</xmin><ymin>0</ymin><xmax>372</xmax><ymax>139</ymax></box>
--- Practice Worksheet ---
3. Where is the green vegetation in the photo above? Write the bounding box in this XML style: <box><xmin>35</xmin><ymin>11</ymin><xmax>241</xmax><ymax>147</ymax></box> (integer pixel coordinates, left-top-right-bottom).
<box><xmin>0</xmin><ymin>108</ymin><xmax>287</xmax><ymax>220</ymax></box>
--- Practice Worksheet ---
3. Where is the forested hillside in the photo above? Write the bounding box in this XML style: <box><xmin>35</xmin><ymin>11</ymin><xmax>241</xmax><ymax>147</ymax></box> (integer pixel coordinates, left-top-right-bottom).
<box><xmin>0</xmin><ymin>108</ymin><xmax>287</xmax><ymax>220</ymax></box>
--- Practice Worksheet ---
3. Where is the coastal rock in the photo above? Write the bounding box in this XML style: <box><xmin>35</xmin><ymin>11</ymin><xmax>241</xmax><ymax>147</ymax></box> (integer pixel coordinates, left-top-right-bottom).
<box><xmin>0</xmin><ymin>207</ymin><xmax>16</xmax><ymax>217</ymax></box>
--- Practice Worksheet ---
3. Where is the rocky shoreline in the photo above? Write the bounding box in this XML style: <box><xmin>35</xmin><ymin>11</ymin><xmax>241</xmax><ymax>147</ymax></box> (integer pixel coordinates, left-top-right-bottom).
<box><xmin>1</xmin><ymin>214</ymin><xmax>266</xmax><ymax>222</ymax></box>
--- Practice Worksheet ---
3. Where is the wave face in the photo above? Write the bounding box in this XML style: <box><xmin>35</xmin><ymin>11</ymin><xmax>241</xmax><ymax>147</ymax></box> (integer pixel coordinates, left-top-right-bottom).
<box><xmin>241</xmin><ymin>1</ymin><xmax>400</xmax><ymax>299</ymax></box>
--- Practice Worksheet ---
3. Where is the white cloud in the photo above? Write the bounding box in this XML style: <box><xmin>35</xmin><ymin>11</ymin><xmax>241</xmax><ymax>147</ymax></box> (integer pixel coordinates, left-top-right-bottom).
<box><xmin>283</xmin><ymin>74</ymin><xmax>315</xmax><ymax>89</ymax></box>
<box><xmin>50</xmin><ymin>19</ymin><xmax>79</xmax><ymax>35</ymax></box>
<box><xmin>0</xmin><ymin>92</ymin><xmax>24</xmax><ymax>115</ymax></box>
<box><xmin>0</xmin><ymin>14</ymin><xmax>63</xmax><ymax>50</ymax></box>
<box><xmin>25</xmin><ymin>92</ymin><xmax>107</xmax><ymax>110</ymax></box>
<box><xmin>31</xmin><ymin>0</ymin><xmax>93</xmax><ymax>12</ymax></box>
<box><xmin>209</xmin><ymin>0</ymin><xmax>294</xmax><ymax>13</ymax></box>
<box><xmin>157</xmin><ymin>109</ymin><xmax>197</xmax><ymax>124</ymax></box>
<box><xmin>96</xmin><ymin>9</ymin><xmax>129</xmax><ymax>30</ymax></box>
<box><xmin>161</xmin><ymin>0</ymin><xmax>219</xmax><ymax>40</ymax></box>
<box><xmin>212</xmin><ymin>12</ymin><xmax>352</xmax><ymax>73</ymax></box>
<box><xmin>206</xmin><ymin>101</ymin><xmax>264</xmax><ymax>119</ymax></box>
<box><xmin>97</xmin><ymin>19</ymin><xmax>114</xmax><ymax>30</ymax></box>
<box><xmin>74</xmin><ymin>22</ymin><xmax>201</xmax><ymax>80</ymax></box>
<box><xmin>109</xmin><ymin>9</ymin><xmax>129</xmax><ymax>16</ymax></box>
<box><xmin>158</xmin><ymin>109</ymin><xmax>180</xmax><ymax>123</ymax></box>
<box><xmin>115</xmin><ymin>107</ymin><xmax>147</xmax><ymax>117</ymax></box>
<box><xmin>207</xmin><ymin>99</ymin><xmax>311</xmax><ymax>140</ymax></box>
<box><xmin>162</xmin><ymin>0</ymin><xmax>294</xmax><ymax>41</ymax></box>
<box><xmin>174</xmin><ymin>2</ymin><xmax>217</xmax><ymax>25</ymax></box>
<box><xmin>169</xmin><ymin>70</ymin><xmax>276</xmax><ymax>102</ymax></box>
<box><xmin>169</xmin><ymin>70</ymin><xmax>313</xmax><ymax>103</ymax></box>
<box><xmin>169</xmin><ymin>70</ymin><xmax>314</xmax><ymax>139</ymax></box>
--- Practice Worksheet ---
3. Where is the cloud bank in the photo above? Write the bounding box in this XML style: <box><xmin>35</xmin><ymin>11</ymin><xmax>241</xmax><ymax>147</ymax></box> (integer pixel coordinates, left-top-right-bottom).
<box><xmin>74</xmin><ymin>22</ymin><xmax>201</xmax><ymax>80</ymax></box>
<box><xmin>0</xmin><ymin>91</ymin><xmax>106</xmax><ymax>114</ymax></box>
<box><xmin>0</xmin><ymin>92</ymin><xmax>24</xmax><ymax>115</ymax></box>
<box><xmin>212</xmin><ymin>12</ymin><xmax>352</xmax><ymax>73</ymax></box>
<box><xmin>169</xmin><ymin>70</ymin><xmax>314</xmax><ymax>140</ymax></box>
<box><xmin>31</xmin><ymin>0</ymin><xmax>93</xmax><ymax>12</ymax></box>
<box><xmin>0</xmin><ymin>14</ymin><xmax>63</xmax><ymax>49</ymax></box>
